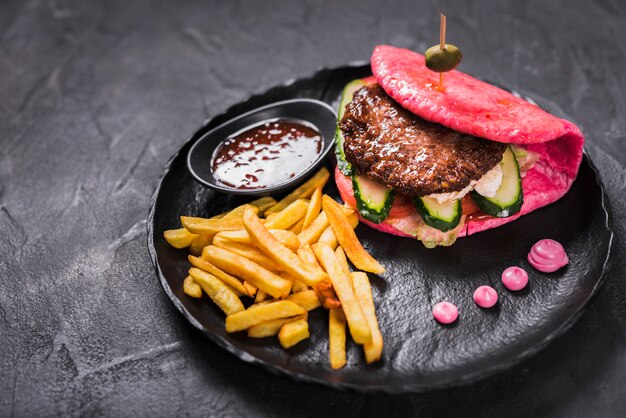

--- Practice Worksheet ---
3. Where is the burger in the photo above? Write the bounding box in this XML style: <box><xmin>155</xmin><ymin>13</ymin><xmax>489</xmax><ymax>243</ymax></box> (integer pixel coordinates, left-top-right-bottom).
<box><xmin>334</xmin><ymin>46</ymin><xmax>584</xmax><ymax>248</ymax></box>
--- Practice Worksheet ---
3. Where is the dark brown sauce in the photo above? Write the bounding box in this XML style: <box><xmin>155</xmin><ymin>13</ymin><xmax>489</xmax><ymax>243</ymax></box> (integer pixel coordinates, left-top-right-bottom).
<box><xmin>211</xmin><ymin>119</ymin><xmax>323</xmax><ymax>190</ymax></box>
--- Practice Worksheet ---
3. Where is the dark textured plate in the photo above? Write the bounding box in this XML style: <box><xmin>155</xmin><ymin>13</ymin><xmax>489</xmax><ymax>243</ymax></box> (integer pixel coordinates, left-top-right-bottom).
<box><xmin>147</xmin><ymin>63</ymin><xmax>614</xmax><ymax>393</ymax></box>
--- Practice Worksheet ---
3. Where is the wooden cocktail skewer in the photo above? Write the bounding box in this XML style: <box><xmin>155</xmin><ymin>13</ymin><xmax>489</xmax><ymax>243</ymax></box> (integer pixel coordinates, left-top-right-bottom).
<box><xmin>439</xmin><ymin>13</ymin><xmax>446</xmax><ymax>91</ymax></box>
<box><xmin>425</xmin><ymin>12</ymin><xmax>462</xmax><ymax>91</ymax></box>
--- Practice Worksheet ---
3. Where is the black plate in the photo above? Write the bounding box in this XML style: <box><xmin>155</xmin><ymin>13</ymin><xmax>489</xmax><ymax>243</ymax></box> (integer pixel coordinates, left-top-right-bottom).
<box><xmin>147</xmin><ymin>64</ymin><xmax>614</xmax><ymax>393</ymax></box>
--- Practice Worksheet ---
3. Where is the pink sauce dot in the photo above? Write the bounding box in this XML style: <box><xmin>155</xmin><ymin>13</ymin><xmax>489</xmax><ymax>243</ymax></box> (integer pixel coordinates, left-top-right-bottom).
<box><xmin>473</xmin><ymin>286</ymin><xmax>498</xmax><ymax>308</ymax></box>
<box><xmin>432</xmin><ymin>301</ymin><xmax>459</xmax><ymax>324</ymax></box>
<box><xmin>501</xmin><ymin>266</ymin><xmax>529</xmax><ymax>291</ymax></box>
<box><xmin>528</xmin><ymin>239</ymin><xmax>569</xmax><ymax>273</ymax></box>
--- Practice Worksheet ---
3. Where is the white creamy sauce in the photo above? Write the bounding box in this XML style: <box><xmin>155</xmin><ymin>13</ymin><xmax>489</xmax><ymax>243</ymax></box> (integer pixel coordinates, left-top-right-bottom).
<box><xmin>427</xmin><ymin>164</ymin><xmax>503</xmax><ymax>204</ymax></box>
<box><xmin>424</xmin><ymin>146</ymin><xmax>540</xmax><ymax>204</ymax></box>
<box><xmin>474</xmin><ymin>164</ymin><xmax>503</xmax><ymax>198</ymax></box>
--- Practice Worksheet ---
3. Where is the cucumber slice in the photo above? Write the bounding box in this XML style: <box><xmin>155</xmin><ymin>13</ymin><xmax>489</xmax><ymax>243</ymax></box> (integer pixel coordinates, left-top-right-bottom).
<box><xmin>471</xmin><ymin>146</ymin><xmax>523</xmax><ymax>217</ymax></box>
<box><xmin>335</xmin><ymin>79</ymin><xmax>368</xmax><ymax>175</ymax></box>
<box><xmin>337</xmin><ymin>79</ymin><xmax>366</xmax><ymax>119</ymax></box>
<box><xmin>510</xmin><ymin>144</ymin><xmax>539</xmax><ymax>177</ymax></box>
<box><xmin>510</xmin><ymin>144</ymin><xmax>529</xmax><ymax>160</ymax></box>
<box><xmin>352</xmin><ymin>174</ymin><xmax>394</xmax><ymax>224</ymax></box>
<box><xmin>413</xmin><ymin>197</ymin><xmax>462</xmax><ymax>232</ymax></box>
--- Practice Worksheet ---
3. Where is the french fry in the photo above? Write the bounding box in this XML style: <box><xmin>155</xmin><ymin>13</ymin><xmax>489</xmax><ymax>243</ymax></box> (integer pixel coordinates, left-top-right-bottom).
<box><xmin>291</xmin><ymin>279</ymin><xmax>308</xmax><ymax>293</ymax></box>
<box><xmin>335</xmin><ymin>246</ymin><xmax>351</xmax><ymax>277</ymax></box>
<box><xmin>288</xmin><ymin>217</ymin><xmax>305</xmax><ymax>234</ymax></box>
<box><xmin>297</xmin><ymin>211</ymin><xmax>329</xmax><ymax>246</ymax></box>
<box><xmin>164</xmin><ymin>228</ymin><xmax>198</xmax><ymax>249</ymax></box>
<box><xmin>265</xmin><ymin>167</ymin><xmax>330</xmax><ymax>214</ymax></box>
<box><xmin>255</xmin><ymin>290</ymin><xmax>270</xmax><ymax>303</ymax></box>
<box><xmin>189</xmin><ymin>234</ymin><xmax>213</xmax><ymax>256</ymax></box>
<box><xmin>277</xmin><ymin>272</ymin><xmax>307</xmax><ymax>293</ymax></box>
<box><xmin>221</xmin><ymin>204</ymin><xmax>259</xmax><ymax>220</ymax></box>
<box><xmin>341</xmin><ymin>206</ymin><xmax>356</xmax><ymax>216</ymax></box>
<box><xmin>322</xmin><ymin>195</ymin><xmax>385</xmax><ymax>275</ymax></box>
<box><xmin>249</xmin><ymin>196</ymin><xmax>277</xmax><ymax>216</ymax></box>
<box><xmin>203</xmin><ymin>245</ymin><xmax>291</xmax><ymax>299</ymax></box>
<box><xmin>243</xmin><ymin>281</ymin><xmax>257</xmax><ymax>297</ymax></box>
<box><xmin>317</xmin><ymin>225</ymin><xmax>338</xmax><ymax>249</ymax></box>
<box><xmin>181</xmin><ymin>216</ymin><xmax>241</xmax><ymax>235</ymax></box>
<box><xmin>264</xmin><ymin>199</ymin><xmax>309</xmax><ymax>229</ymax></box>
<box><xmin>188</xmin><ymin>255</ymin><xmax>246</xmax><ymax>296</ymax></box>
<box><xmin>198</xmin><ymin>204</ymin><xmax>248</xmax><ymax>226</ymax></box>
<box><xmin>225</xmin><ymin>300</ymin><xmax>306</xmax><ymax>332</ymax></box>
<box><xmin>298</xmin><ymin>206</ymin><xmax>355</xmax><ymax>247</ymax></box>
<box><xmin>318</xmin><ymin>213</ymin><xmax>359</xmax><ymax>249</ymax></box>
<box><xmin>297</xmin><ymin>245</ymin><xmax>320</xmax><ymax>267</ymax></box>
<box><xmin>212</xmin><ymin>235</ymin><xmax>282</xmax><ymax>272</ymax></box>
<box><xmin>189</xmin><ymin>268</ymin><xmax>245</xmax><ymax>315</ymax></box>
<box><xmin>329</xmin><ymin>308</ymin><xmax>347</xmax><ymax>369</ymax></box>
<box><xmin>247</xmin><ymin>300</ymin><xmax>273</xmax><ymax>309</ymax></box>
<box><xmin>302</xmin><ymin>187</ymin><xmax>322</xmax><ymax>230</ymax></box>
<box><xmin>187</xmin><ymin>210</ymin><xmax>227</xmax><ymax>244</ymax></box>
<box><xmin>347</xmin><ymin>212</ymin><xmax>359</xmax><ymax>228</ymax></box>
<box><xmin>181</xmin><ymin>205</ymin><xmax>259</xmax><ymax>234</ymax></box>
<box><xmin>216</xmin><ymin>229</ymin><xmax>300</xmax><ymax>251</ymax></box>
<box><xmin>351</xmin><ymin>272</ymin><xmax>383</xmax><ymax>364</ymax></box>
<box><xmin>298</xmin><ymin>246</ymin><xmax>341</xmax><ymax>309</ymax></box>
<box><xmin>247</xmin><ymin>314</ymin><xmax>306</xmax><ymax>338</ymax></box>
<box><xmin>183</xmin><ymin>275</ymin><xmax>203</xmax><ymax>298</ymax></box>
<box><xmin>312</xmin><ymin>243</ymin><xmax>371</xmax><ymax>344</ymax></box>
<box><xmin>313</xmin><ymin>280</ymin><xmax>341</xmax><ymax>310</ymax></box>
<box><xmin>288</xmin><ymin>290</ymin><xmax>321</xmax><ymax>311</ymax></box>
<box><xmin>275</xmin><ymin>230</ymin><xmax>302</xmax><ymax>251</ymax></box>
<box><xmin>243</xmin><ymin>207</ymin><xmax>327</xmax><ymax>286</ymax></box>
<box><xmin>278</xmin><ymin>319</ymin><xmax>310</xmax><ymax>349</ymax></box>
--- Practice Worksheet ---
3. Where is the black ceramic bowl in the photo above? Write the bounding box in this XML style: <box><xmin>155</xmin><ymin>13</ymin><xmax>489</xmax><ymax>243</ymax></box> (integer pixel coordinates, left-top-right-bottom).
<box><xmin>187</xmin><ymin>98</ymin><xmax>337</xmax><ymax>196</ymax></box>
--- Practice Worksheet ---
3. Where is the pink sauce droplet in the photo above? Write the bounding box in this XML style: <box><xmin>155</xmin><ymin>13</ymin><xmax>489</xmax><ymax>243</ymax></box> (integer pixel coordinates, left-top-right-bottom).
<box><xmin>473</xmin><ymin>286</ymin><xmax>498</xmax><ymax>308</ymax></box>
<box><xmin>528</xmin><ymin>239</ymin><xmax>569</xmax><ymax>273</ymax></box>
<box><xmin>432</xmin><ymin>301</ymin><xmax>459</xmax><ymax>324</ymax></box>
<box><xmin>502</xmin><ymin>267</ymin><xmax>529</xmax><ymax>291</ymax></box>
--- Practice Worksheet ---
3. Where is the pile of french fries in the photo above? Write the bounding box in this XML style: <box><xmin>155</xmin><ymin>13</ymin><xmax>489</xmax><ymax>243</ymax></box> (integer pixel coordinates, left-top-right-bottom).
<box><xmin>163</xmin><ymin>167</ymin><xmax>384</xmax><ymax>368</ymax></box>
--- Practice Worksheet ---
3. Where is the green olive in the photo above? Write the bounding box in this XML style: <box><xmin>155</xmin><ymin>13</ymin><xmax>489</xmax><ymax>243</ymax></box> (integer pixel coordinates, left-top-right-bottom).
<box><xmin>425</xmin><ymin>44</ymin><xmax>462</xmax><ymax>72</ymax></box>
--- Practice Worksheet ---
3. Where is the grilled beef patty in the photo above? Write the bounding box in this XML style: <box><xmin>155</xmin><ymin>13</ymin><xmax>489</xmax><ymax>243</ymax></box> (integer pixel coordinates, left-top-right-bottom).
<box><xmin>340</xmin><ymin>84</ymin><xmax>507</xmax><ymax>197</ymax></box>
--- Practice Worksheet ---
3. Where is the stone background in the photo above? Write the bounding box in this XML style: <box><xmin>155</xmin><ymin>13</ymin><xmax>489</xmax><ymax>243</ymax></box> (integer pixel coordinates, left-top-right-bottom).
<box><xmin>1</xmin><ymin>0</ymin><xmax>625</xmax><ymax>416</ymax></box>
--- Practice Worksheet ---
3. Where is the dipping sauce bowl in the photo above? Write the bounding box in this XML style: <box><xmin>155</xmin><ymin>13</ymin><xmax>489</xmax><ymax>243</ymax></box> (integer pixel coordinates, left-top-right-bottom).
<box><xmin>187</xmin><ymin>99</ymin><xmax>337</xmax><ymax>196</ymax></box>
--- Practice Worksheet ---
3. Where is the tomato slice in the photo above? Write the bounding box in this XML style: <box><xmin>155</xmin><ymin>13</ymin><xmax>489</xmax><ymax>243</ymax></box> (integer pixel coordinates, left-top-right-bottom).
<box><xmin>388</xmin><ymin>195</ymin><xmax>415</xmax><ymax>218</ymax></box>
<box><xmin>334</xmin><ymin>169</ymin><xmax>357</xmax><ymax>207</ymax></box>
<box><xmin>462</xmin><ymin>195</ymin><xmax>481</xmax><ymax>215</ymax></box>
